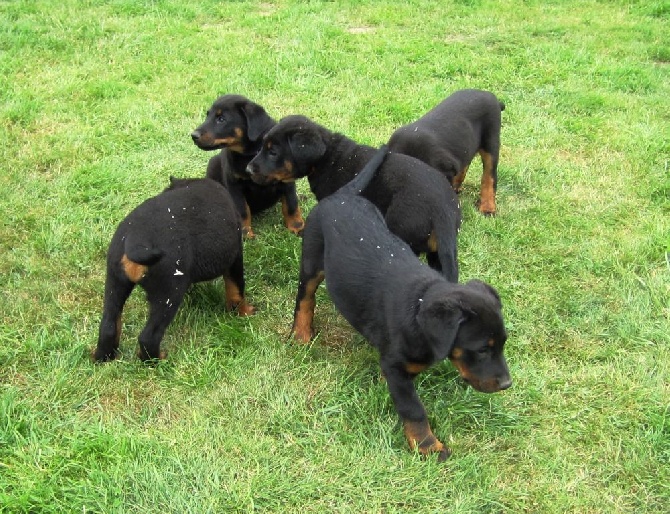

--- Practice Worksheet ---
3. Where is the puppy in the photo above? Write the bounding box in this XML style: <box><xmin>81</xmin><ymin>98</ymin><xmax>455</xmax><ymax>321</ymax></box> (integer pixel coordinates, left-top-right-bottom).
<box><xmin>246</xmin><ymin>114</ymin><xmax>461</xmax><ymax>284</ymax></box>
<box><xmin>191</xmin><ymin>94</ymin><xmax>304</xmax><ymax>237</ymax></box>
<box><xmin>294</xmin><ymin>146</ymin><xmax>511</xmax><ymax>460</ymax></box>
<box><xmin>93</xmin><ymin>177</ymin><xmax>254</xmax><ymax>362</ymax></box>
<box><xmin>388</xmin><ymin>89</ymin><xmax>505</xmax><ymax>215</ymax></box>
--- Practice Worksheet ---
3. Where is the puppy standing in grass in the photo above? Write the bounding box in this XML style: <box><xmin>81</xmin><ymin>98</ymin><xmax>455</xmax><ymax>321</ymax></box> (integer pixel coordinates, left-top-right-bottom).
<box><xmin>292</xmin><ymin>146</ymin><xmax>511</xmax><ymax>460</ymax></box>
<box><xmin>246</xmin><ymin>114</ymin><xmax>461</xmax><ymax>284</ymax></box>
<box><xmin>191</xmin><ymin>94</ymin><xmax>304</xmax><ymax>238</ymax></box>
<box><xmin>93</xmin><ymin>177</ymin><xmax>254</xmax><ymax>362</ymax></box>
<box><xmin>389</xmin><ymin>89</ymin><xmax>505</xmax><ymax>215</ymax></box>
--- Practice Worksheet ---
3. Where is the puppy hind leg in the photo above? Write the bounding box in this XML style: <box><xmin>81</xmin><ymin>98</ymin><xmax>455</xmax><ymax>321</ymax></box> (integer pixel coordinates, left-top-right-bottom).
<box><xmin>426</xmin><ymin>252</ymin><xmax>442</xmax><ymax>273</ymax></box>
<box><xmin>93</xmin><ymin>273</ymin><xmax>135</xmax><ymax>362</ymax></box>
<box><xmin>437</xmin><ymin>242</ymin><xmax>459</xmax><ymax>283</ymax></box>
<box><xmin>137</xmin><ymin>285</ymin><xmax>187</xmax><ymax>361</ymax></box>
<box><xmin>425</xmin><ymin>229</ymin><xmax>458</xmax><ymax>283</ymax></box>
<box><xmin>478</xmin><ymin>150</ymin><xmax>498</xmax><ymax>215</ymax></box>
<box><xmin>451</xmin><ymin>164</ymin><xmax>469</xmax><ymax>194</ymax></box>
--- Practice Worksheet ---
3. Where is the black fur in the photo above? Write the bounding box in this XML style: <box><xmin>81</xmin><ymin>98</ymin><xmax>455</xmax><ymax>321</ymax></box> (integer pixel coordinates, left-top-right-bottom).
<box><xmin>191</xmin><ymin>95</ymin><xmax>304</xmax><ymax>237</ymax></box>
<box><xmin>292</xmin><ymin>147</ymin><xmax>511</xmax><ymax>460</ymax></box>
<box><xmin>93</xmin><ymin>177</ymin><xmax>254</xmax><ymax>362</ymax></box>
<box><xmin>388</xmin><ymin>89</ymin><xmax>505</xmax><ymax>215</ymax></box>
<box><xmin>247</xmin><ymin>114</ymin><xmax>461</xmax><ymax>281</ymax></box>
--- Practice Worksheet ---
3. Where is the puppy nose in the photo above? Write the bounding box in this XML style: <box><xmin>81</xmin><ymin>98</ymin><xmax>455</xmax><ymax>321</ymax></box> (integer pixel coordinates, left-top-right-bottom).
<box><xmin>191</xmin><ymin>131</ymin><xmax>200</xmax><ymax>142</ymax></box>
<box><xmin>245</xmin><ymin>164</ymin><xmax>254</xmax><ymax>175</ymax></box>
<box><xmin>498</xmin><ymin>376</ymin><xmax>512</xmax><ymax>390</ymax></box>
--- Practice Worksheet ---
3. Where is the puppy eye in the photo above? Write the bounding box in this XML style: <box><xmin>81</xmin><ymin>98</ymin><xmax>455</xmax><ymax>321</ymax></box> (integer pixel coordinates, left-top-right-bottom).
<box><xmin>267</xmin><ymin>147</ymin><xmax>279</xmax><ymax>158</ymax></box>
<box><xmin>477</xmin><ymin>348</ymin><xmax>489</xmax><ymax>356</ymax></box>
<box><xmin>216</xmin><ymin>115</ymin><xmax>226</xmax><ymax>123</ymax></box>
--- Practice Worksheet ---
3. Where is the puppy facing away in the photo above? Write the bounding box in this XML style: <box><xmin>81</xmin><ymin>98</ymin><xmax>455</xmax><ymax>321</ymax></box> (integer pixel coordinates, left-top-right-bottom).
<box><xmin>93</xmin><ymin>177</ymin><xmax>254</xmax><ymax>362</ymax></box>
<box><xmin>388</xmin><ymin>89</ymin><xmax>505</xmax><ymax>215</ymax></box>
<box><xmin>246</xmin><ymin>114</ymin><xmax>461</xmax><ymax>283</ymax></box>
<box><xmin>191</xmin><ymin>94</ymin><xmax>304</xmax><ymax>237</ymax></box>
<box><xmin>293</xmin><ymin>146</ymin><xmax>512</xmax><ymax>461</ymax></box>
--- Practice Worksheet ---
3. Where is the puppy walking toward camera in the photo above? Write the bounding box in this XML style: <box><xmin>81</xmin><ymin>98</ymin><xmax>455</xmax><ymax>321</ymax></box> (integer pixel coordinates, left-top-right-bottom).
<box><xmin>191</xmin><ymin>94</ymin><xmax>304</xmax><ymax>237</ymax></box>
<box><xmin>93</xmin><ymin>177</ymin><xmax>254</xmax><ymax>362</ymax></box>
<box><xmin>293</xmin><ymin>146</ymin><xmax>512</xmax><ymax>461</ymax></box>
<box><xmin>246</xmin><ymin>114</ymin><xmax>461</xmax><ymax>282</ymax></box>
<box><xmin>388</xmin><ymin>89</ymin><xmax>505</xmax><ymax>215</ymax></box>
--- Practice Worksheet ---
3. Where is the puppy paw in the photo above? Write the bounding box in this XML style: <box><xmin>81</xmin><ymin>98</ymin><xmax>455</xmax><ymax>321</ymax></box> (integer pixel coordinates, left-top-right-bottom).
<box><xmin>242</xmin><ymin>227</ymin><xmax>256</xmax><ymax>239</ymax></box>
<box><xmin>137</xmin><ymin>348</ymin><xmax>167</xmax><ymax>362</ymax></box>
<box><xmin>291</xmin><ymin>326</ymin><xmax>313</xmax><ymax>344</ymax></box>
<box><xmin>236</xmin><ymin>301</ymin><xmax>256</xmax><ymax>316</ymax></box>
<box><xmin>288</xmin><ymin>220</ymin><xmax>305</xmax><ymax>237</ymax></box>
<box><xmin>404</xmin><ymin>419</ymin><xmax>452</xmax><ymax>462</ymax></box>
<box><xmin>418</xmin><ymin>438</ymin><xmax>452</xmax><ymax>462</ymax></box>
<box><xmin>91</xmin><ymin>347</ymin><xmax>118</xmax><ymax>363</ymax></box>
<box><xmin>476</xmin><ymin>197</ymin><xmax>496</xmax><ymax>216</ymax></box>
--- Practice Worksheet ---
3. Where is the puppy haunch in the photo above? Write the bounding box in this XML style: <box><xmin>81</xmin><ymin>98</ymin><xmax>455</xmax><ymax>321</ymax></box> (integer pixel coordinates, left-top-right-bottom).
<box><xmin>93</xmin><ymin>177</ymin><xmax>254</xmax><ymax>362</ymax></box>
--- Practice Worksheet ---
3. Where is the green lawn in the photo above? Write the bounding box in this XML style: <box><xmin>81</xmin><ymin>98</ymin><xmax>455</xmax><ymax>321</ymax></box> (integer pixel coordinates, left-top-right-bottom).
<box><xmin>1</xmin><ymin>1</ymin><xmax>668</xmax><ymax>512</ymax></box>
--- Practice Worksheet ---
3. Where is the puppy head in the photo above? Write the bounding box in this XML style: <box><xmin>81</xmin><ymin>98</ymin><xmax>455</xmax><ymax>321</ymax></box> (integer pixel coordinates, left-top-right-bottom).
<box><xmin>191</xmin><ymin>94</ymin><xmax>274</xmax><ymax>152</ymax></box>
<box><xmin>245</xmin><ymin>115</ymin><xmax>327</xmax><ymax>185</ymax></box>
<box><xmin>417</xmin><ymin>279</ymin><xmax>511</xmax><ymax>393</ymax></box>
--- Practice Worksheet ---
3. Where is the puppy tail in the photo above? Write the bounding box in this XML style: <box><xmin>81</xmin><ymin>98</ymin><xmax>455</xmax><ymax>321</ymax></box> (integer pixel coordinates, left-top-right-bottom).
<box><xmin>125</xmin><ymin>241</ymin><xmax>164</xmax><ymax>266</ymax></box>
<box><xmin>338</xmin><ymin>144</ymin><xmax>389</xmax><ymax>196</ymax></box>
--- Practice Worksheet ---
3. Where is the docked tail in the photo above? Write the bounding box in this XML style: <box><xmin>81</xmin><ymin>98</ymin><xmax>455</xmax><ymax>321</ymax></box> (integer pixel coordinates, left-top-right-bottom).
<box><xmin>125</xmin><ymin>242</ymin><xmax>164</xmax><ymax>266</ymax></box>
<box><xmin>499</xmin><ymin>101</ymin><xmax>506</xmax><ymax>112</ymax></box>
<box><xmin>119</xmin><ymin>239</ymin><xmax>163</xmax><ymax>283</ymax></box>
<box><xmin>337</xmin><ymin>144</ymin><xmax>389</xmax><ymax>196</ymax></box>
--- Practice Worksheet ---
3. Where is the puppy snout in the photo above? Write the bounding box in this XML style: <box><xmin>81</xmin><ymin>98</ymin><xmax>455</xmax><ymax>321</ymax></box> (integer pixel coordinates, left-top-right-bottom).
<box><xmin>245</xmin><ymin>163</ymin><xmax>255</xmax><ymax>175</ymax></box>
<box><xmin>498</xmin><ymin>376</ymin><xmax>512</xmax><ymax>390</ymax></box>
<box><xmin>191</xmin><ymin>130</ymin><xmax>201</xmax><ymax>142</ymax></box>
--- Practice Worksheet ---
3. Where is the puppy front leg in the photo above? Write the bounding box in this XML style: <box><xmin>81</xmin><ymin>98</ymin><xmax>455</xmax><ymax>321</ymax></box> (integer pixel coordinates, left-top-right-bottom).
<box><xmin>223</xmin><ymin>252</ymin><xmax>255</xmax><ymax>316</ymax></box>
<box><xmin>290</xmin><ymin>219</ymin><xmax>324</xmax><ymax>343</ymax></box>
<box><xmin>280</xmin><ymin>183</ymin><xmax>304</xmax><ymax>236</ymax></box>
<box><xmin>381</xmin><ymin>361</ymin><xmax>451</xmax><ymax>462</ymax></box>
<box><xmin>291</xmin><ymin>269</ymin><xmax>324</xmax><ymax>343</ymax></box>
<box><xmin>229</xmin><ymin>184</ymin><xmax>255</xmax><ymax>238</ymax></box>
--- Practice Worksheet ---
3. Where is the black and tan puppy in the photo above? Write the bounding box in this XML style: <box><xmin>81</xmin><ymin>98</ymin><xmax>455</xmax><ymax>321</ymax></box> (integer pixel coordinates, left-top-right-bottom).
<box><xmin>93</xmin><ymin>177</ymin><xmax>255</xmax><ymax>362</ymax></box>
<box><xmin>246</xmin><ymin>114</ymin><xmax>461</xmax><ymax>284</ymax></box>
<box><xmin>293</xmin><ymin>146</ymin><xmax>511</xmax><ymax>461</ymax></box>
<box><xmin>388</xmin><ymin>89</ymin><xmax>505</xmax><ymax>215</ymax></box>
<box><xmin>191</xmin><ymin>94</ymin><xmax>304</xmax><ymax>238</ymax></box>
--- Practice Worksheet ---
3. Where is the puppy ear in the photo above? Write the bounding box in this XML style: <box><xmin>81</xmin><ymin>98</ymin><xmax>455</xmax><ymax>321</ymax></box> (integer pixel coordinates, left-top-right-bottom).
<box><xmin>239</xmin><ymin>101</ymin><xmax>271</xmax><ymax>142</ymax></box>
<box><xmin>465</xmin><ymin>279</ymin><xmax>501</xmax><ymax>306</ymax></box>
<box><xmin>416</xmin><ymin>298</ymin><xmax>464</xmax><ymax>361</ymax></box>
<box><xmin>288</xmin><ymin>129</ymin><xmax>327</xmax><ymax>164</ymax></box>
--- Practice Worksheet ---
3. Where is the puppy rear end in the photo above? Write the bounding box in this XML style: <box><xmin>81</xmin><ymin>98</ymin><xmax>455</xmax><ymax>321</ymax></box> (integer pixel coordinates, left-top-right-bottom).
<box><xmin>389</xmin><ymin>88</ymin><xmax>504</xmax><ymax>215</ymax></box>
<box><xmin>93</xmin><ymin>178</ymin><xmax>253</xmax><ymax>362</ymax></box>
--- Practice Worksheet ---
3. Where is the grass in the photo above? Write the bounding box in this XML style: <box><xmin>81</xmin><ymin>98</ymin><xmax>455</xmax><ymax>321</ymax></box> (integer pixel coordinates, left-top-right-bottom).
<box><xmin>1</xmin><ymin>0</ymin><xmax>668</xmax><ymax>512</ymax></box>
